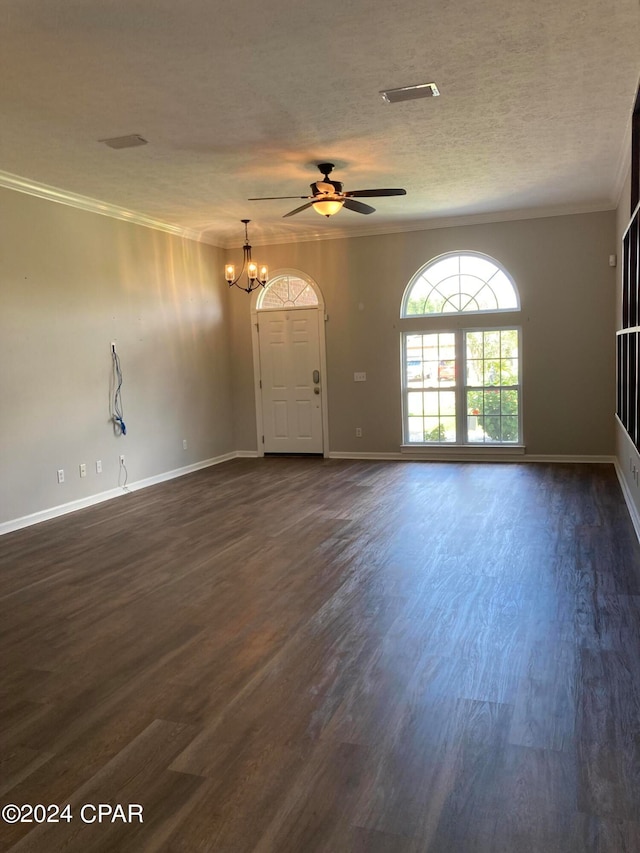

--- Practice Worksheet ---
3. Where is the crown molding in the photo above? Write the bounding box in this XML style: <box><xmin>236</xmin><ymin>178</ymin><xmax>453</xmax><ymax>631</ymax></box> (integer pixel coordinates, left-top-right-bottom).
<box><xmin>0</xmin><ymin>168</ymin><xmax>614</xmax><ymax>252</ymax></box>
<box><xmin>0</xmin><ymin>169</ymin><xmax>223</xmax><ymax>246</ymax></box>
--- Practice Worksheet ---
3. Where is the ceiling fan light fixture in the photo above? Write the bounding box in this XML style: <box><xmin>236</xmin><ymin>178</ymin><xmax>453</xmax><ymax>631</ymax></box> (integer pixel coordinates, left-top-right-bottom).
<box><xmin>380</xmin><ymin>82</ymin><xmax>440</xmax><ymax>104</ymax></box>
<box><xmin>312</xmin><ymin>199</ymin><xmax>344</xmax><ymax>217</ymax></box>
<box><xmin>249</xmin><ymin>163</ymin><xmax>406</xmax><ymax>218</ymax></box>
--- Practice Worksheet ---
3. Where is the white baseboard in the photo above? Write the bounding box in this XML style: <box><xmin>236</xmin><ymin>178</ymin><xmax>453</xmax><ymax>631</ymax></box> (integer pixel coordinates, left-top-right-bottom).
<box><xmin>124</xmin><ymin>453</ymin><xmax>237</xmax><ymax>492</ymax></box>
<box><xmin>614</xmin><ymin>458</ymin><xmax>640</xmax><ymax>543</ymax></box>
<box><xmin>234</xmin><ymin>450</ymin><xmax>260</xmax><ymax>458</ymax></box>
<box><xmin>0</xmin><ymin>487</ymin><xmax>127</xmax><ymax>537</ymax></box>
<box><xmin>329</xmin><ymin>451</ymin><xmax>616</xmax><ymax>464</ymax></box>
<box><xmin>519</xmin><ymin>454</ymin><xmax>615</xmax><ymax>464</ymax></box>
<box><xmin>329</xmin><ymin>451</ymin><xmax>406</xmax><ymax>461</ymax></box>
<box><xmin>0</xmin><ymin>451</ymin><xmax>238</xmax><ymax>536</ymax></box>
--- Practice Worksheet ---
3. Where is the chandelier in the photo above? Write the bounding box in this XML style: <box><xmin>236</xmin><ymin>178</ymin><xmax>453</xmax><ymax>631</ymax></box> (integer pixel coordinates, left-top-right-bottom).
<box><xmin>224</xmin><ymin>220</ymin><xmax>268</xmax><ymax>293</ymax></box>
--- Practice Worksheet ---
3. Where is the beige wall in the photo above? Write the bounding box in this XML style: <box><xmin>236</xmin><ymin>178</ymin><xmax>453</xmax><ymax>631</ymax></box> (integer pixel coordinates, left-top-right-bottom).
<box><xmin>230</xmin><ymin>211</ymin><xmax>616</xmax><ymax>456</ymax></box>
<box><xmin>0</xmin><ymin>187</ymin><xmax>619</xmax><ymax>528</ymax></box>
<box><xmin>0</xmin><ymin>187</ymin><xmax>233</xmax><ymax>525</ymax></box>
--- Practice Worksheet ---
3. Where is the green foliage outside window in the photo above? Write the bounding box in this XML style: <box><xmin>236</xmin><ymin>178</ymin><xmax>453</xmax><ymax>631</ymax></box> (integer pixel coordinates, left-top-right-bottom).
<box><xmin>466</xmin><ymin>330</ymin><xmax>519</xmax><ymax>442</ymax></box>
<box><xmin>406</xmin><ymin>295</ymin><xmax>441</xmax><ymax>316</ymax></box>
<box><xmin>467</xmin><ymin>389</ymin><xmax>519</xmax><ymax>442</ymax></box>
<box><xmin>424</xmin><ymin>424</ymin><xmax>447</xmax><ymax>442</ymax></box>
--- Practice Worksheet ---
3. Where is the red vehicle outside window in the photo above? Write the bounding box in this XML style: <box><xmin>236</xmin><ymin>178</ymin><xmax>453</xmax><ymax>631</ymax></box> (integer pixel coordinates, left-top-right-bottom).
<box><xmin>438</xmin><ymin>360</ymin><xmax>455</xmax><ymax>381</ymax></box>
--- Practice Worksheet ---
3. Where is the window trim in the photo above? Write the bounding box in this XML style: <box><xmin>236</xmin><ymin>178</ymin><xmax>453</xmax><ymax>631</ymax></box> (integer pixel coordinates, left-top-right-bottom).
<box><xmin>400</xmin><ymin>251</ymin><xmax>521</xmax><ymax>319</ymax></box>
<box><xmin>401</xmin><ymin>325</ymin><xmax>523</xmax><ymax>448</ymax></box>
<box><xmin>399</xmin><ymin>443</ymin><xmax>525</xmax><ymax>457</ymax></box>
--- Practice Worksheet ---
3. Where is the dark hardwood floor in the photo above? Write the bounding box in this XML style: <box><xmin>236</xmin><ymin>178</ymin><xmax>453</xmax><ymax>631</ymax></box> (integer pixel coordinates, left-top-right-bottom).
<box><xmin>2</xmin><ymin>459</ymin><xmax>640</xmax><ymax>852</ymax></box>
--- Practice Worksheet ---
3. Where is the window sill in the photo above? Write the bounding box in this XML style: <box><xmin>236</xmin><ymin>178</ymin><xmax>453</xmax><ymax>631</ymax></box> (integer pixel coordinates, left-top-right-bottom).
<box><xmin>400</xmin><ymin>444</ymin><xmax>526</xmax><ymax>461</ymax></box>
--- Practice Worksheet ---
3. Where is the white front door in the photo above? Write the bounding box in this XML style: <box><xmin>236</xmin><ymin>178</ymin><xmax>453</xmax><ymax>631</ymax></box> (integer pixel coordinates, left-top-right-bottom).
<box><xmin>258</xmin><ymin>309</ymin><xmax>323</xmax><ymax>453</ymax></box>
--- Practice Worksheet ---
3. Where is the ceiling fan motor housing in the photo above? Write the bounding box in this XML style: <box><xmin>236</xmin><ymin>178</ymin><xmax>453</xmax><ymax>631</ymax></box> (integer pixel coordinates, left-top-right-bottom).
<box><xmin>311</xmin><ymin>180</ymin><xmax>343</xmax><ymax>195</ymax></box>
<box><xmin>312</xmin><ymin>162</ymin><xmax>342</xmax><ymax>195</ymax></box>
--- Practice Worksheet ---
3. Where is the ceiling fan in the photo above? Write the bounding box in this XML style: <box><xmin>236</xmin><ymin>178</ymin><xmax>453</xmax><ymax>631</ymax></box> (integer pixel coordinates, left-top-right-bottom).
<box><xmin>248</xmin><ymin>163</ymin><xmax>407</xmax><ymax>218</ymax></box>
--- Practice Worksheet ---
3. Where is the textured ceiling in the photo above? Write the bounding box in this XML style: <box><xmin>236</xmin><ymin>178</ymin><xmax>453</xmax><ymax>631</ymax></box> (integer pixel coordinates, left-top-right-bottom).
<box><xmin>1</xmin><ymin>0</ymin><xmax>639</xmax><ymax>247</ymax></box>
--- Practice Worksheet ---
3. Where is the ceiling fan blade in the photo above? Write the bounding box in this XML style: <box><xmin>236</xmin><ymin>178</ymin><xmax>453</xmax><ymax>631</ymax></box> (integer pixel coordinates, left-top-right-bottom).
<box><xmin>343</xmin><ymin>198</ymin><xmax>376</xmax><ymax>215</ymax></box>
<box><xmin>283</xmin><ymin>201</ymin><xmax>317</xmax><ymax>218</ymax></box>
<box><xmin>345</xmin><ymin>188</ymin><xmax>407</xmax><ymax>198</ymax></box>
<box><xmin>248</xmin><ymin>195</ymin><xmax>312</xmax><ymax>201</ymax></box>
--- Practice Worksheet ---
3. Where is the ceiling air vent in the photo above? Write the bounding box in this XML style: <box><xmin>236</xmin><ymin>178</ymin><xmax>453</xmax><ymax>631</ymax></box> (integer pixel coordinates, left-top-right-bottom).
<box><xmin>99</xmin><ymin>134</ymin><xmax>148</xmax><ymax>149</ymax></box>
<box><xmin>380</xmin><ymin>82</ymin><xmax>440</xmax><ymax>104</ymax></box>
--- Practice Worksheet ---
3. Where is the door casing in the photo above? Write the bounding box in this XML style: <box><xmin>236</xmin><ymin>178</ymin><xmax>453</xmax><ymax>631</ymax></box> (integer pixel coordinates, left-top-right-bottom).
<box><xmin>250</xmin><ymin>271</ymin><xmax>329</xmax><ymax>458</ymax></box>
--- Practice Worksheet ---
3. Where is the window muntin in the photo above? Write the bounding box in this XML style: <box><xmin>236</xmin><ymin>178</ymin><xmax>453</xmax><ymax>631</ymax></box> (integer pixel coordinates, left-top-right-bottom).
<box><xmin>402</xmin><ymin>328</ymin><xmax>521</xmax><ymax>445</ymax></box>
<box><xmin>258</xmin><ymin>274</ymin><xmax>318</xmax><ymax>310</ymax></box>
<box><xmin>402</xmin><ymin>253</ymin><xmax>519</xmax><ymax>317</ymax></box>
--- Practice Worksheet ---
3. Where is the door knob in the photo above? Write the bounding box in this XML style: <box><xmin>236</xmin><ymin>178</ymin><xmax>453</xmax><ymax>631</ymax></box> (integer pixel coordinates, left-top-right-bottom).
<box><xmin>314</xmin><ymin>387</ymin><xmax>320</xmax><ymax>395</ymax></box>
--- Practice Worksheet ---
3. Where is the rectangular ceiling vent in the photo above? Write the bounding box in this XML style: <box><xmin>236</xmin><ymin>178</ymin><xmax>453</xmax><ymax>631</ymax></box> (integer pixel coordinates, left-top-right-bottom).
<box><xmin>380</xmin><ymin>82</ymin><xmax>440</xmax><ymax>104</ymax></box>
<box><xmin>99</xmin><ymin>134</ymin><xmax>148</xmax><ymax>149</ymax></box>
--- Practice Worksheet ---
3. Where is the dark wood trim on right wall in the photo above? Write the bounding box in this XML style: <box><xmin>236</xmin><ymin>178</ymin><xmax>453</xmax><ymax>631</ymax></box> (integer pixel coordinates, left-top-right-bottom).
<box><xmin>632</xmin><ymin>83</ymin><xmax>640</xmax><ymax>215</ymax></box>
<box><xmin>617</xmin><ymin>82</ymin><xmax>640</xmax><ymax>449</ymax></box>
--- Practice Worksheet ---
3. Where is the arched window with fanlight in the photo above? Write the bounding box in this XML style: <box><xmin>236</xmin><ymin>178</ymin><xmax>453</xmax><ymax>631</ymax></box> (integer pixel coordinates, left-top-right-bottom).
<box><xmin>257</xmin><ymin>272</ymin><xmax>319</xmax><ymax>311</ymax></box>
<box><xmin>402</xmin><ymin>252</ymin><xmax>519</xmax><ymax>316</ymax></box>
<box><xmin>400</xmin><ymin>252</ymin><xmax>522</xmax><ymax>447</ymax></box>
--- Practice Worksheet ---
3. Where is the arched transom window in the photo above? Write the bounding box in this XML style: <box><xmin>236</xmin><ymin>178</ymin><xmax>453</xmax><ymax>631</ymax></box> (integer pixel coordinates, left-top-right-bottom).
<box><xmin>258</xmin><ymin>273</ymin><xmax>319</xmax><ymax>310</ymax></box>
<box><xmin>402</xmin><ymin>252</ymin><xmax>519</xmax><ymax>317</ymax></box>
<box><xmin>401</xmin><ymin>252</ymin><xmax>522</xmax><ymax>447</ymax></box>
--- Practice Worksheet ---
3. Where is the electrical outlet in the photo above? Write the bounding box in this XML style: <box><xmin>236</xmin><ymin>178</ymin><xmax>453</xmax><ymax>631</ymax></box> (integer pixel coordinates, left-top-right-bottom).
<box><xmin>119</xmin><ymin>455</ymin><xmax>125</xmax><ymax>465</ymax></box>
<box><xmin>111</xmin><ymin>341</ymin><xmax>117</xmax><ymax>352</ymax></box>
<box><xmin>96</xmin><ymin>460</ymin><xmax>102</xmax><ymax>474</ymax></box>
<box><xmin>57</xmin><ymin>469</ymin><xmax>64</xmax><ymax>484</ymax></box>
<box><xmin>182</xmin><ymin>439</ymin><xmax>188</xmax><ymax>450</ymax></box>
<box><xmin>79</xmin><ymin>463</ymin><xmax>87</xmax><ymax>478</ymax></box>
<box><xmin>355</xmin><ymin>427</ymin><xmax>363</xmax><ymax>437</ymax></box>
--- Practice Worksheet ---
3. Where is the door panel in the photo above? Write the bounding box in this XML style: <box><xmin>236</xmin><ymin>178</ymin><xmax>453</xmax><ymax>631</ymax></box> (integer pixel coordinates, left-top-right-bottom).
<box><xmin>259</xmin><ymin>309</ymin><xmax>323</xmax><ymax>453</ymax></box>
<box><xmin>293</xmin><ymin>341</ymin><xmax>313</xmax><ymax>386</ymax></box>
<box><xmin>295</xmin><ymin>400</ymin><xmax>313</xmax><ymax>437</ymax></box>
<box><xmin>272</xmin><ymin>400</ymin><xmax>289</xmax><ymax>438</ymax></box>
